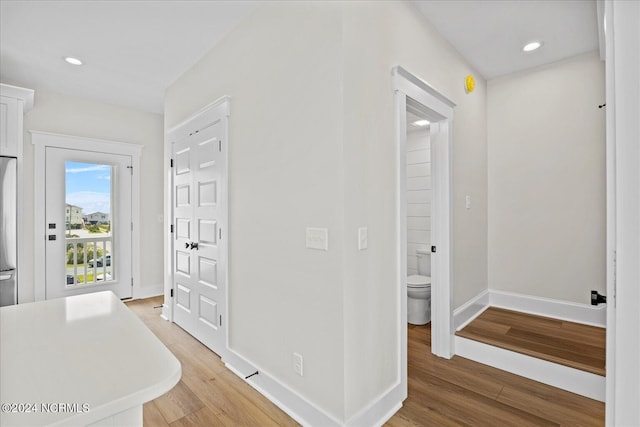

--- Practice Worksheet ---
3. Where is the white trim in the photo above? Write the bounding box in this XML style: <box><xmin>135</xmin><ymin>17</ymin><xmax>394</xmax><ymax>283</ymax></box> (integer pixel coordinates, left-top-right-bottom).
<box><xmin>454</xmin><ymin>289</ymin><xmax>605</xmax><ymax>332</ymax></box>
<box><xmin>345</xmin><ymin>385</ymin><xmax>403</xmax><ymax>427</ymax></box>
<box><xmin>163</xmin><ymin>134</ymin><xmax>173</xmax><ymax>321</ymax></box>
<box><xmin>453</xmin><ymin>290</ymin><xmax>608</xmax><ymax>403</ymax></box>
<box><xmin>393</xmin><ymin>66</ymin><xmax>456</xmax><ymax>109</ymax></box>
<box><xmin>0</xmin><ymin>83</ymin><xmax>34</xmax><ymax>112</ymax></box>
<box><xmin>393</xmin><ymin>66</ymin><xmax>455</xmax><ymax>363</ymax></box>
<box><xmin>489</xmin><ymin>290</ymin><xmax>606</xmax><ymax>328</ymax></box>
<box><xmin>604</xmin><ymin>1</ymin><xmax>617</xmax><ymax>423</ymax></box>
<box><xmin>31</xmin><ymin>131</ymin><xmax>143</xmax><ymax>302</ymax></box>
<box><xmin>393</xmin><ymin>90</ymin><xmax>408</xmax><ymax>408</ymax></box>
<box><xmin>166</xmin><ymin>96</ymin><xmax>231</xmax><ymax>137</ymax></box>
<box><xmin>454</xmin><ymin>290</ymin><xmax>490</xmax><ymax>331</ymax></box>
<box><xmin>31</xmin><ymin>131</ymin><xmax>143</xmax><ymax>156</ymax></box>
<box><xmin>225</xmin><ymin>347</ymin><xmax>405</xmax><ymax>427</ymax></box>
<box><xmin>223</xmin><ymin>350</ymin><xmax>341</xmax><ymax>427</ymax></box>
<box><xmin>455</xmin><ymin>336</ymin><xmax>605</xmax><ymax>402</ymax></box>
<box><xmin>608</xmin><ymin>0</ymin><xmax>640</xmax><ymax>424</ymax></box>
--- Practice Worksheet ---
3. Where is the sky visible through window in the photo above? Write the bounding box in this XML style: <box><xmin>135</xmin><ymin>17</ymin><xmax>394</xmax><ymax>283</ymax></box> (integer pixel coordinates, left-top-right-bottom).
<box><xmin>65</xmin><ymin>161</ymin><xmax>111</xmax><ymax>215</ymax></box>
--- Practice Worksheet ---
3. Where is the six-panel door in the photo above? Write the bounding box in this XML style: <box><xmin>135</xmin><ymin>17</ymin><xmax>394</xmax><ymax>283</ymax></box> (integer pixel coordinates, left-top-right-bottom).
<box><xmin>173</xmin><ymin>121</ymin><xmax>225</xmax><ymax>355</ymax></box>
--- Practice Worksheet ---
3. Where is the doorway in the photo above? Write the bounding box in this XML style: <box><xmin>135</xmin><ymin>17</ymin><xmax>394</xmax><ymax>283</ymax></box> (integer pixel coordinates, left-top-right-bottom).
<box><xmin>33</xmin><ymin>132</ymin><xmax>142</xmax><ymax>301</ymax></box>
<box><xmin>393</xmin><ymin>66</ymin><xmax>455</xmax><ymax>398</ymax></box>
<box><xmin>167</xmin><ymin>98</ymin><xmax>229</xmax><ymax>358</ymax></box>
<box><xmin>45</xmin><ymin>147</ymin><xmax>133</xmax><ymax>299</ymax></box>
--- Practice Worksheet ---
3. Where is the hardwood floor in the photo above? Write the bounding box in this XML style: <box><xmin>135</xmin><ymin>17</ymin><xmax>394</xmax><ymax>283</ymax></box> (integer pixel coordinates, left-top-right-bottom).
<box><xmin>456</xmin><ymin>307</ymin><xmax>606</xmax><ymax>376</ymax></box>
<box><xmin>392</xmin><ymin>323</ymin><xmax>604</xmax><ymax>426</ymax></box>
<box><xmin>127</xmin><ymin>297</ymin><xmax>604</xmax><ymax>426</ymax></box>
<box><xmin>126</xmin><ymin>297</ymin><xmax>299</xmax><ymax>427</ymax></box>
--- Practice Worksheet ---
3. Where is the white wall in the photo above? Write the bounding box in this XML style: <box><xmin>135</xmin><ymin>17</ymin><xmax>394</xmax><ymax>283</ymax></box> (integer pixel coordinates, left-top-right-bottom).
<box><xmin>487</xmin><ymin>52</ymin><xmax>606</xmax><ymax>305</ymax></box>
<box><xmin>166</xmin><ymin>1</ymin><xmax>488</xmax><ymax>422</ymax></box>
<box><xmin>20</xmin><ymin>89</ymin><xmax>164</xmax><ymax>302</ymax></box>
<box><xmin>341</xmin><ymin>2</ymin><xmax>488</xmax><ymax>418</ymax></box>
<box><xmin>166</xmin><ymin>3</ymin><xmax>346</xmax><ymax>419</ymax></box>
<box><xmin>407</xmin><ymin>128</ymin><xmax>431</xmax><ymax>276</ymax></box>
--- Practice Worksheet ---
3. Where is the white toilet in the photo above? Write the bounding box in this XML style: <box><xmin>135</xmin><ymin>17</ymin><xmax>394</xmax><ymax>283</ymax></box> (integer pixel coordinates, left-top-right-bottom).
<box><xmin>407</xmin><ymin>248</ymin><xmax>431</xmax><ymax>325</ymax></box>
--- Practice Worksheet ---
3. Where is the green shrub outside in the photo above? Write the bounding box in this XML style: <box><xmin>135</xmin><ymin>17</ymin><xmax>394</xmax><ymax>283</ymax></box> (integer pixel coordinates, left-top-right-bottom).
<box><xmin>66</xmin><ymin>244</ymin><xmax>104</xmax><ymax>265</ymax></box>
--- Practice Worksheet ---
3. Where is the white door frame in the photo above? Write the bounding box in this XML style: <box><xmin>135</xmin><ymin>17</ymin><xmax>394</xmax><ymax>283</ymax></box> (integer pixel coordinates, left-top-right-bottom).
<box><xmin>393</xmin><ymin>66</ymin><xmax>455</xmax><ymax>371</ymax></box>
<box><xmin>604</xmin><ymin>0</ymin><xmax>640</xmax><ymax>424</ymax></box>
<box><xmin>32</xmin><ymin>131</ymin><xmax>142</xmax><ymax>301</ymax></box>
<box><xmin>603</xmin><ymin>0</ymin><xmax>616</xmax><ymax>420</ymax></box>
<box><xmin>163</xmin><ymin>97</ymin><xmax>230</xmax><ymax>347</ymax></box>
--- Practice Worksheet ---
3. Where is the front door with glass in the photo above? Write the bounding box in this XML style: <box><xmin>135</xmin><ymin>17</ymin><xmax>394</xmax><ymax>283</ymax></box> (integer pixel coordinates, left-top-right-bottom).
<box><xmin>45</xmin><ymin>147</ymin><xmax>133</xmax><ymax>299</ymax></box>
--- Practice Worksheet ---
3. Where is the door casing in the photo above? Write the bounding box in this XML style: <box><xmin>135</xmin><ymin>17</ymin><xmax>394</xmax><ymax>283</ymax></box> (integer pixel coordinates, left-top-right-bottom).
<box><xmin>393</xmin><ymin>66</ymin><xmax>455</xmax><ymax>403</ymax></box>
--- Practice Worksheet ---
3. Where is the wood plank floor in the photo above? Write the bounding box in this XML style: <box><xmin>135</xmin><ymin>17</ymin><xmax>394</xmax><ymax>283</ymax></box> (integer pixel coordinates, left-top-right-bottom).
<box><xmin>127</xmin><ymin>297</ymin><xmax>604</xmax><ymax>426</ymax></box>
<box><xmin>456</xmin><ymin>307</ymin><xmax>606</xmax><ymax>376</ymax></box>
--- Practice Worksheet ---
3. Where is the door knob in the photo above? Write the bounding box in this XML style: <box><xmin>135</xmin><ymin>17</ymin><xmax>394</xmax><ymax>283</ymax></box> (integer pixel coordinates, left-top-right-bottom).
<box><xmin>185</xmin><ymin>242</ymin><xmax>190</xmax><ymax>249</ymax></box>
<box><xmin>190</xmin><ymin>242</ymin><xmax>199</xmax><ymax>250</ymax></box>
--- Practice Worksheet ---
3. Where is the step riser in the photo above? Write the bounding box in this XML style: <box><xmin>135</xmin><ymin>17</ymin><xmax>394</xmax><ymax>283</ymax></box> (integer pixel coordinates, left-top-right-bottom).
<box><xmin>455</xmin><ymin>336</ymin><xmax>606</xmax><ymax>402</ymax></box>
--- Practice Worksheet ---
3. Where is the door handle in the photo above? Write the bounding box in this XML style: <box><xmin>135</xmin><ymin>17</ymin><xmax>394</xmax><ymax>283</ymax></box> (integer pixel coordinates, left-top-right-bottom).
<box><xmin>190</xmin><ymin>242</ymin><xmax>199</xmax><ymax>250</ymax></box>
<box><xmin>185</xmin><ymin>242</ymin><xmax>190</xmax><ymax>249</ymax></box>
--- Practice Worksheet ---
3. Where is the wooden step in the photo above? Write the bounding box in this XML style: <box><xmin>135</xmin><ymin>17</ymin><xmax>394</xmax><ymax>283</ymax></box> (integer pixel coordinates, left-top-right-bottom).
<box><xmin>456</xmin><ymin>307</ymin><xmax>606</xmax><ymax>376</ymax></box>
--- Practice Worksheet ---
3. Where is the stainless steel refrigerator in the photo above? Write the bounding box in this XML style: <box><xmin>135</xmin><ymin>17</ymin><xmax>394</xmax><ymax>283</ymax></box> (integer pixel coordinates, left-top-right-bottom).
<box><xmin>0</xmin><ymin>156</ymin><xmax>17</xmax><ymax>306</ymax></box>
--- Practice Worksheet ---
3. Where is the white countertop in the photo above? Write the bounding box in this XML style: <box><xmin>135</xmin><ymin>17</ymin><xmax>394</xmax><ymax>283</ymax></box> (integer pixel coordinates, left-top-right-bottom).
<box><xmin>0</xmin><ymin>291</ymin><xmax>181</xmax><ymax>426</ymax></box>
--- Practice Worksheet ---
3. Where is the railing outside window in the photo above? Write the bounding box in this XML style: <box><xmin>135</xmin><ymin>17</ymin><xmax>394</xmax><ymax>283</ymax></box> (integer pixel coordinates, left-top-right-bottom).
<box><xmin>65</xmin><ymin>236</ymin><xmax>114</xmax><ymax>286</ymax></box>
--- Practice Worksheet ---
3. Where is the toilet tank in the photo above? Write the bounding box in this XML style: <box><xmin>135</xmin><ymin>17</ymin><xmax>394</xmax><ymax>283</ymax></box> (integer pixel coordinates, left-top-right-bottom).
<box><xmin>416</xmin><ymin>248</ymin><xmax>431</xmax><ymax>276</ymax></box>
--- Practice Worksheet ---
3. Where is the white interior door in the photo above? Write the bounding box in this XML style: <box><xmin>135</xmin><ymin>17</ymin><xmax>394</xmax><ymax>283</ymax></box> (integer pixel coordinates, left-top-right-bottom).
<box><xmin>172</xmin><ymin>119</ymin><xmax>226</xmax><ymax>355</ymax></box>
<box><xmin>45</xmin><ymin>147</ymin><xmax>132</xmax><ymax>300</ymax></box>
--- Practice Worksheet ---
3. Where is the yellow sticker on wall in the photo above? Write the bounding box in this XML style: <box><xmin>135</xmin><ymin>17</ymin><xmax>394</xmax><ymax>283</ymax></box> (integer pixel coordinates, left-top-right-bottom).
<box><xmin>465</xmin><ymin>74</ymin><xmax>475</xmax><ymax>93</ymax></box>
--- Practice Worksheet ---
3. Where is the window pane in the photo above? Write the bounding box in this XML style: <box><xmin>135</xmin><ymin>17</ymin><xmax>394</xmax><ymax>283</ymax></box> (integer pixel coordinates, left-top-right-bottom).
<box><xmin>64</xmin><ymin>161</ymin><xmax>114</xmax><ymax>286</ymax></box>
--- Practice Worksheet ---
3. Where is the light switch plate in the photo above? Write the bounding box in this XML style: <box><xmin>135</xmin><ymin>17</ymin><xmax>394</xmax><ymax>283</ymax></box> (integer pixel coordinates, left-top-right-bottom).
<box><xmin>465</xmin><ymin>195</ymin><xmax>471</xmax><ymax>210</ymax></box>
<box><xmin>358</xmin><ymin>227</ymin><xmax>368</xmax><ymax>250</ymax></box>
<box><xmin>306</xmin><ymin>227</ymin><xmax>328</xmax><ymax>250</ymax></box>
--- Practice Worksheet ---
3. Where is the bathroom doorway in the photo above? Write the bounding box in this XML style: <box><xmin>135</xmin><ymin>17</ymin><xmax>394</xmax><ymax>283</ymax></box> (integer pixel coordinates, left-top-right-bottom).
<box><xmin>393</xmin><ymin>66</ymin><xmax>455</xmax><ymax>399</ymax></box>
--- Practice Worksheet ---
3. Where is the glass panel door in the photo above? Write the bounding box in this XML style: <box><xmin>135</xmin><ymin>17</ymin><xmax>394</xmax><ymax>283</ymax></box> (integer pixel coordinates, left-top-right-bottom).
<box><xmin>45</xmin><ymin>148</ymin><xmax>132</xmax><ymax>300</ymax></box>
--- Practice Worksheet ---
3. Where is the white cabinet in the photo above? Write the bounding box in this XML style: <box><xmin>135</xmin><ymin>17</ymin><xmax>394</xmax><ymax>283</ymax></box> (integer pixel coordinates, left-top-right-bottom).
<box><xmin>0</xmin><ymin>84</ymin><xmax>34</xmax><ymax>157</ymax></box>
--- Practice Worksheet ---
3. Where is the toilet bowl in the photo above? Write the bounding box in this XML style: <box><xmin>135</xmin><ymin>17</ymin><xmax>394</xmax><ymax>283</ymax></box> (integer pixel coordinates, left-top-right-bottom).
<box><xmin>407</xmin><ymin>275</ymin><xmax>431</xmax><ymax>325</ymax></box>
<box><xmin>407</xmin><ymin>248</ymin><xmax>432</xmax><ymax>325</ymax></box>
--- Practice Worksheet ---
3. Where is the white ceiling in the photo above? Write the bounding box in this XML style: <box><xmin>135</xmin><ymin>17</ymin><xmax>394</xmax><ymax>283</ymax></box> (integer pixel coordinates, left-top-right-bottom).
<box><xmin>0</xmin><ymin>1</ymin><xmax>600</xmax><ymax>114</ymax></box>
<box><xmin>411</xmin><ymin>0</ymin><xmax>599</xmax><ymax>80</ymax></box>
<box><xmin>0</xmin><ymin>1</ymin><xmax>258</xmax><ymax>113</ymax></box>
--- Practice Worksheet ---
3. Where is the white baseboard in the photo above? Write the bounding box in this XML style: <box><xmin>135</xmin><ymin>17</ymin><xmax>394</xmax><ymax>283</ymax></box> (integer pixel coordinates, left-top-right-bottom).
<box><xmin>489</xmin><ymin>290</ymin><xmax>606</xmax><ymax>327</ymax></box>
<box><xmin>455</xmin><ymin>336</ymin><xmax>605</xmax><ymax>402</ymax></box>
<box><xmin>223</xmin><ymin>350</ymin><xmax>403</xmax><ymax>427</ymax></box>
<box><xmin>454</xmin><ymin>290</ymin><xmax>490</xmax><ymax>331</ymax></box>
<box><xmin>453</xmin><ymin>290</ymin><xmax>607</xmax><ymax>329</ymax></box>
<box><xmin>223</xmin><ymin>350</ymin><xmax>342</xmax><ymax>427</ymax></box>
<box><xmin>345</xmin><ymin>383</ymin><xmax>403</xmax><ymax>427</ymax></box>
<box><xmin>132</xmin><ymin>283</ymin><xmax>164</xmax><ymax>300</ymax></box>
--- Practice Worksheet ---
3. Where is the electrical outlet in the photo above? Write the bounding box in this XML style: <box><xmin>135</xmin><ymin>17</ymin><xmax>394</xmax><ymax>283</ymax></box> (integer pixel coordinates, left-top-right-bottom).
<box><xmin>293</xmin><ymin>352</ymin><xmax>304</xmax><ymax>377</ymax></box>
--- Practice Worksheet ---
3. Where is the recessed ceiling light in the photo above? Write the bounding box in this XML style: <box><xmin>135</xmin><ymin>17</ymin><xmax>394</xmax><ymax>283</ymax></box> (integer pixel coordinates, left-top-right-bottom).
<box><xmin>411</xmin><ymin>119</ymin><xmax>430</xmax><ymax>127</ymax></box>
<box><xmin>522</xmin><ymin>41</ymin><xmax>542</xmax><ymax>52</ymax></box>
<box><xmin>64</xmin><ymin>57</ymin><xmax>83</xmax><ymax>66</ymax></box>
